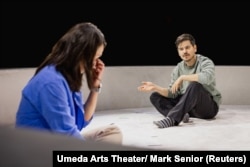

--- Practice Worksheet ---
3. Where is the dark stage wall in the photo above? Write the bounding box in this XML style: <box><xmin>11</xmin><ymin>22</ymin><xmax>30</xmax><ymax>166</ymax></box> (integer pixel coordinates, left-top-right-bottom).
<box><xmin>1</xmin><ymin>2</ymin><xmax>249</xmax><ymax>68</ymax></box>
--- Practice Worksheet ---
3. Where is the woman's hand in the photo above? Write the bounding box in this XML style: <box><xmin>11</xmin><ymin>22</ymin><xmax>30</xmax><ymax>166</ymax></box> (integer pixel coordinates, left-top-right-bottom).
<box><xmin>93</xmin><ymin>59</ymin><xmax>105</xmax><ymax>87</ymax></box>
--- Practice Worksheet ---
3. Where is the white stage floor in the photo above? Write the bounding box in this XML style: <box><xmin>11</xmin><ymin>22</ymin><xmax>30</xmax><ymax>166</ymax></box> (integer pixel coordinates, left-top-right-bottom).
<box><xmin>83</xmin><ymin>105</ymin><xmax>250</xmax><ymax>150</ymax></box>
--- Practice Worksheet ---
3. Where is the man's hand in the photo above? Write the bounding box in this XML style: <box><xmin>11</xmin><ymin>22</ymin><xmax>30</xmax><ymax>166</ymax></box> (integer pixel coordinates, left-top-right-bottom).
<box><xmin>137</xmin><ymin>81</ymin><xmax>155</xmax><ymax>92</ymax></box>
<box><xmin>171</xmin><ymin>76</ymin><xmax>183</xmax><ymax>93</ymax></box>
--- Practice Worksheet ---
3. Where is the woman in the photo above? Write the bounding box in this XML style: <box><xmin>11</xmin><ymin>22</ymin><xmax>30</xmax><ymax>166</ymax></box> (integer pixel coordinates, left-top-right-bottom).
<box><xmin>16</xmin><ymin>22</ymin><xmax>122</xmax><ymax>144</ymax></box>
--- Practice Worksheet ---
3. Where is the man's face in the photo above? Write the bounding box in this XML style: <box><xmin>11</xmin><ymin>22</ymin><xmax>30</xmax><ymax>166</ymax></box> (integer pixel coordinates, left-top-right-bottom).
<box><xmin>177</xmin><ymin>40</ymin><xmax>197</xmax><ymax>63</ymax></box>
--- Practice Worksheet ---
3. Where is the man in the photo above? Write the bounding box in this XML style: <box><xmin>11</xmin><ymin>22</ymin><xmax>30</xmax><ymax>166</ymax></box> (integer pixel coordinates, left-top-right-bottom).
<box><xmin>137</xmin><ymin>33</ymin><xmax>222</xmax><ymax>128</ymax></box>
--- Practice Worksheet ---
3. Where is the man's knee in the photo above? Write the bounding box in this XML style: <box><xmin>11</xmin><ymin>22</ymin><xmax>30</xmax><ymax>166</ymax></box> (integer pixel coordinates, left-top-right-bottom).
<box><xmin>187</xmin><ymin>82</ymin><xmax>204</xmax><ymax>91</ymax></box>
<box><xmin>150</xmin><ymin>92</ymin><xmax>160</xmax><ymax>103</ymax></box>
<box><xmin>189</xmin><ymin>81</ymin><xmax>201</xmax><ymax>88</ymax></box>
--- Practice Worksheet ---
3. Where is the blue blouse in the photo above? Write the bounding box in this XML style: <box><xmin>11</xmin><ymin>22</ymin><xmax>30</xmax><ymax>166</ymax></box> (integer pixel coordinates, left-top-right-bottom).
<box><xmin>16</xmin><ymin>65</ymin><xmax>91</xmax><ymax>139</ymax></box>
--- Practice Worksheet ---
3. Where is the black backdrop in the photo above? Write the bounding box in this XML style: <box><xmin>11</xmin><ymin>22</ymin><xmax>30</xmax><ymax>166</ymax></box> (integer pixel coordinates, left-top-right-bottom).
<box><xmin>1</xmin><ymin>2</ymin><xmax>249</xmax><ymax>68</ymax></box>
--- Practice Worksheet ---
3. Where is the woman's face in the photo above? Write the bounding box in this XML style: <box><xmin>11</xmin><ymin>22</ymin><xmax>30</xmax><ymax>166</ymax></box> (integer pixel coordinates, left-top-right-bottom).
<box><xmin>80</xmin><ymin>44</ymin><xmax>104</xmax><ymax>74</ymax></box>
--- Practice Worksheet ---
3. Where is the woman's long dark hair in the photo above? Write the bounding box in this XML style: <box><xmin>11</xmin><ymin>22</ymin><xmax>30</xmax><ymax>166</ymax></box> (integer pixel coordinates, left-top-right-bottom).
<box><xmin>35</xmin><ymin>22</ymin><xmax>107</xmax><ymax>91</ymax></box>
